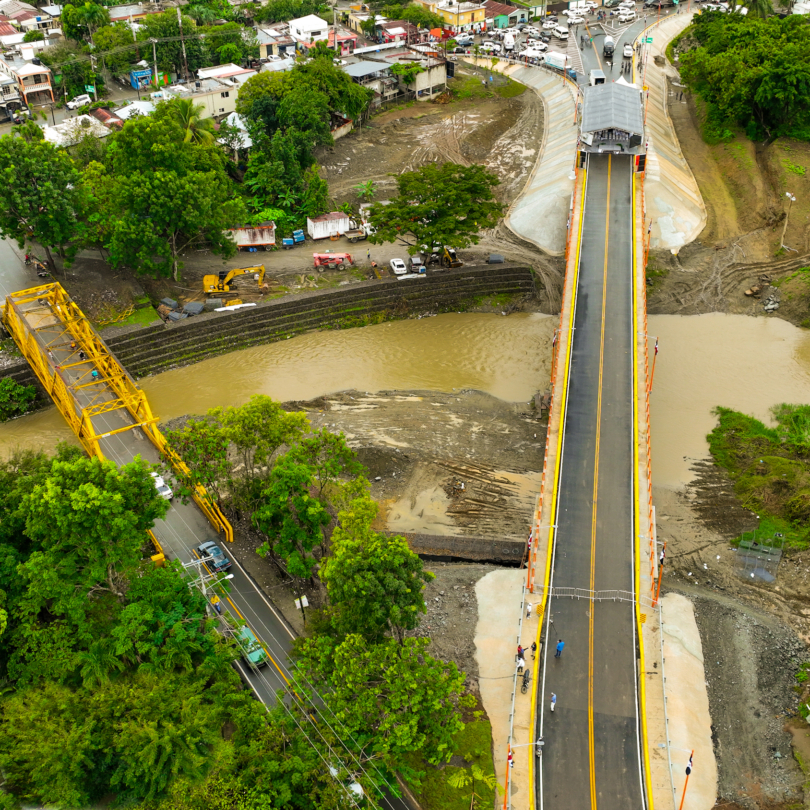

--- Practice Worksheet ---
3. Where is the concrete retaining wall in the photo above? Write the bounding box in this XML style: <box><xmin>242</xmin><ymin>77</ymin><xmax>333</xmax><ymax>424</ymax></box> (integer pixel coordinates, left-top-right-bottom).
<box><xmin>403</xmin><ymin>532</ymin><xmax>525</xmax><ymax>565</ymax></box>
<box><xmin>105</xmin><ymin>264</ymin><xmax>536</xmax><ymax>378</ymax></box>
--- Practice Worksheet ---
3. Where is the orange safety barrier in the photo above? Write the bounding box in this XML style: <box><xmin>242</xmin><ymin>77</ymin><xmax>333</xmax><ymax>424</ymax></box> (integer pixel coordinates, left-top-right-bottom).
<box><xmin>527</xmin><ymin>161</ymin><xmax>584</xmax><ymax>593</ymax></box>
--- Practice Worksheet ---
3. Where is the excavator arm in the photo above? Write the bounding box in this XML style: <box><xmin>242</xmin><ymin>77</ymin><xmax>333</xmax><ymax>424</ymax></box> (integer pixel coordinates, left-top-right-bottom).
<box><xmin>203</xmin><ymin>265</ymin><xmax>265</xmax><ymax>295</ymax></box>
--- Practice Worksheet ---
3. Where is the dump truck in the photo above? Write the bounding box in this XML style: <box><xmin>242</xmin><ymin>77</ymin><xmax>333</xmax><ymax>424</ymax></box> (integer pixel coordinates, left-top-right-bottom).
<box><xmin>203</xmin><ymin>265</ymin><xmax>265</xmax><ymax>295</ymax></box>
<box><xmin>344</xmin><ymin>220</ymin><xmax>376</xmax><ymax>243</ymax></box>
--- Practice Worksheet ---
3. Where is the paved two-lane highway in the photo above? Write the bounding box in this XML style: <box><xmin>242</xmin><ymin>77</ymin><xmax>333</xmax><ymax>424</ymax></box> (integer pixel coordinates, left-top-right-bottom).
<box><xmin>538</xmin><ymin>154</ymin><xmax>644</xmax><ymax>809</ymax></box>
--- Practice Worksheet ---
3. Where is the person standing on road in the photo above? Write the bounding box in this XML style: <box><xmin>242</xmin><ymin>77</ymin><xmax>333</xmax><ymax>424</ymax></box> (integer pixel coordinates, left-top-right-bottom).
<box><xmin>531</xmin><ymin>641</ymin><xmax>538</xmax><ymax>658</ymax></box>
<box><xmin>550</xmin><ymin>693</ymin><xmax>557</xmax><ymax>712</ymax></box>
<box><xmin>526</xmin><ymin>603</ymin><xmax>533</xmax><ymax>619</ymax></box>
<box><xmin>555</xmin><ymin>639</ymin><xmax>565</xmax><ymax>658</ymax></box>
<box><xmin>517</xmin><ymin>656</ymin><xmax>525</xmax><ymax>674</ymax></box>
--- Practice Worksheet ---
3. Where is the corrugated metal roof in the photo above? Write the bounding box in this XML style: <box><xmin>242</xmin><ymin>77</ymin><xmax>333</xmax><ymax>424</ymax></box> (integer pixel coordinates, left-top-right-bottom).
<box><xmin>343</xmin><ymin>60</ymin><xmax>386</xmax><ymax>77</ymax></box>
<box><xmin>310</xmin><ymin>212</ymin><xmax>350</xmax><ymax>222</ymax></box>
<box><xmin>581</xmin><ymin>82</ymin><xmax>644</xmax><ymax>136</ymax></box>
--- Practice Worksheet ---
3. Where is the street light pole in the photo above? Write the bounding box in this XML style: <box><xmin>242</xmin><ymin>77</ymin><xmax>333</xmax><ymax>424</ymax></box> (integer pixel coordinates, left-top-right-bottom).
<box><xmin>781</xmin><ymin>192</ymin><xmax>797</xmax><ymax>252</ymax></box>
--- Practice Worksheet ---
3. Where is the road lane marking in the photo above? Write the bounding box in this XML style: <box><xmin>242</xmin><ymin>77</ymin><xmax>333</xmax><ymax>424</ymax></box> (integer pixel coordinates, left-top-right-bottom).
<box><xmin>588</xmin><ymin>154</ymin><xmax>612</xmax><ymax>810</ymax></box>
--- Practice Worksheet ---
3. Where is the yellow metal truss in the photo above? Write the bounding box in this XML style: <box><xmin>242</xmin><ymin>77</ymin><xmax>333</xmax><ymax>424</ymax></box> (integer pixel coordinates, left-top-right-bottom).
<box><xmin>2</xmin><ymin>282</ymin><xmax>233</xmax><ymax>546</ymax></box>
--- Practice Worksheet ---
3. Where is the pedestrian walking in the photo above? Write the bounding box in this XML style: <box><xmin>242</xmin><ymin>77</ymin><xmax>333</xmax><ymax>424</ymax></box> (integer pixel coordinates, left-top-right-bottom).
<box><xmin>79</xmin><ymin>350</ymin><xmax>86</xmax><ymax>362</ymax></box>
<box><xmin>526</xmin><ymin>603</ymin><xmax>533</xmax><ymax>619</ymax></box>
<box><xmin>366</xmin><ymin>248</ymin><xmax>370</xmax><ymax>260</ymax></box>
<box><xmin>517</xmin><ymin>657</ymin><xmax>525</xmax><ymax>674</ymax></box>
<box><xmin>550</xmin><ymin>693</ymin><xmax>556</xmax><ymax>712</ymax></box>
<box><xmin>555</xmin><ymin>639</ymin><xmax>565</xmax><ymax>658</ymax></box>
<box><xmin>531</xmin><ymin>641</ymin><xmax>538</xmax><ymax>658</ymax></box>
<box><xmin>660</xmin><ymin>548</ymin><xmax>665</xmax><ymax>567</ymax></box>
<box><xmin>211</xmin><ymin>595</ymin><xmax>222</xmax><ymax>615</ymax></box>
<box><xmin>507</xmin><ymin>750</ymin><xmax>514</xmax><ymax>769</ymax></box>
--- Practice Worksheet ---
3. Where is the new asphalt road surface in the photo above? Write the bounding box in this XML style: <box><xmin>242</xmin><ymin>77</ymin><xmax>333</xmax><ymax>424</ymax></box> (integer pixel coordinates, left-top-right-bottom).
<box><xmin>538</xmin><ymin>154</ymin><xmax>645</xmax><ymax>809</ymax></box>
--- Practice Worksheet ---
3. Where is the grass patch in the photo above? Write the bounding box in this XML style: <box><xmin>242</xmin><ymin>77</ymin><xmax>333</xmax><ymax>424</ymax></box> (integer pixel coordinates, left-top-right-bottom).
<box><xmin>783</xmin><ymin>158</ymin><xmax>807</xmax><ymax>176</ymax></box>
<box><xmin>495</xmin><ymin>79</ymin><xmax>525</xmax><ymax>99</ymax></box>
<box><xmin>0</xmin><ymin>337</ymin><xmax>21</xmax><ymax>358</ymax></box>
<box><xmin>402</xmin><ymin>715</ymin><xmax>498</xmax><ymax>810</ymax></box>
<box><xmin>645</xmin><ymin>258</ymin><xmax>669</xmax><ymax>290</ymax></box>
<box><xmin>707</xmin><ymin>406</ymin><xmax>810</xmax><ymax>549</ymax></box>
<box><xmin>449</xmin><ymin>75</ymin><xmax>492</xmax><ymax>100</ymax></box>
<box><xmin>99</xmin><ymin>303</ymin><xmax>160</xmax><ymax>330</ymax></box>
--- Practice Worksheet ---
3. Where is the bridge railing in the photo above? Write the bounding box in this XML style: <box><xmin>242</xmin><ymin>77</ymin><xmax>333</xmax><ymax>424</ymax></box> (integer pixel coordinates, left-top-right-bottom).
<box><xmin>2</xmin><ymin>282</ymin><xmax>233</xmax><ymax>545</ymax></box>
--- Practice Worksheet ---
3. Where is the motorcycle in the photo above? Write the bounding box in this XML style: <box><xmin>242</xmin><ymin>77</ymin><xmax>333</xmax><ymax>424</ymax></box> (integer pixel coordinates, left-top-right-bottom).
<box><xmin>520</xmin><ymin>667</ymin><xmax>531</xmax><ymax>694</ymax></box>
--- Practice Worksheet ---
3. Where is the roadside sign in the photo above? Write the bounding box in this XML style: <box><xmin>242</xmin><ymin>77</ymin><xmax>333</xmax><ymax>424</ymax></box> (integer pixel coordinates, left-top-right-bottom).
<box><xmin>85</xmin><ymin>85</ymin><xmax>95</xmax><ymax>94</ymax></box>
<box><xmin>644</xmin><ymin>36</ymin><xmax>653</xmax><ymax>42</ymax></box>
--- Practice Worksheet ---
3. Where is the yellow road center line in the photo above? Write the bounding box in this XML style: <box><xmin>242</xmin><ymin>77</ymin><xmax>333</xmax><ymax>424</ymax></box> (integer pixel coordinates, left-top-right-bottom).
<box><xmin>589</xmin><ymin>154</ymin><xmax>612</xmax><ymax>810</ymax></box>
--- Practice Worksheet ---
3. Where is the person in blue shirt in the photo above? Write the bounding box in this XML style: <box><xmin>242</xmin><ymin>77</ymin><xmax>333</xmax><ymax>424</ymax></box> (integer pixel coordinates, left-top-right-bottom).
<box><xmin>555</xmin><ymin>639</ymin><xmax>565</xmax><ymax>658</ymax></box>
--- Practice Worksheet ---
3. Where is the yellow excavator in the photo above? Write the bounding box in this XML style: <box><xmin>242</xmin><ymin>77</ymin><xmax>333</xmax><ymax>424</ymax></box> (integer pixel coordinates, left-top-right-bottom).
<box><xmin>203</xmin><ymin>265</ymin><xmax>265</xmax><ymax>295</ymax></box>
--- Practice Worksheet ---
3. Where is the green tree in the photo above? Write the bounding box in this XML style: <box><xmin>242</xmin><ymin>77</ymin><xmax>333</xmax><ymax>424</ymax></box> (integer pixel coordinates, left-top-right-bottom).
<box><xmin>102</xmin><ymin>115</ymin><xmax>245</xmax><ymax>279</ymax></box>
<box><xmin>19</xmin><ymin>455</ymin><xmax>169</xmax><ymax>625</ymax></box>
<box><xmin>218</xmin><ymin>41</ymin><xmax>243</xmax><ymax>64</ymax></box>
<box><xmin>295</xmin><ymin>634</ymin><xmax>469</xmax><ymax>768</ymax></box>
<box><xmin>354</xmin><ymin>179</ymin><xmax>375</xmax><ymax>200</ymax></box>
<box><xmin>743</xmin><ymin>0</ymin><xmax>773</xmax><ymax>18</ymax></box>
<box><xmin>74</xmin><ymin>1</ymin><xmax>110</xmax><ymax>44</ymax></box>
<box><xmin>278</xmin><ymin>87</ymin><xmax>333</xmax><ymax>147</ymax></box>
<box><xmin>368</xmin><ymin>162</ymin><xmax>503</xmax><ymax>254</ymax></box>
<box><xmin>0</xmin><ymin>127</ymin><xmax>84</xmax><ymax>272</ymax></box>
<box><xmin>138</xmin><ymin>11</ymin><xmax>206</xmax><ymax>76</ymax></box>
<box><xmin>40</xmin><ymin>42</ymin><xmax>95</xmax><ymax>99</ymax></box>
<box><xmin>165</xmin><ymin>97</ymin><xmax>217</xmax><ymax>145</ymax></box>
<box><xmin>0</xmin><ymin>377</ymin><xmax>37</xmax><ymax>420</ymax></box>
<box><xmin>447</xmin><ymin>764</ymin><xmax>500</xmax><ymax>809</ymax></box>
<box><xmin>385</xmin><ymin>3</ymin><xmax>444</xmax><ymax>29</ymax></box>
<box><xmin>255</xmin><ymin>0</ymin><xmax>327</xmax><ymax>24</ymax></box>
<box><xmin>254</xmin><ymin>453</ymin><xmax>331</xmax><ymax>579</ymax></box>
<box><xmin>679</xmin><ymin>14</ymin><xmax>810</xmax><ymax>143</ymax></box>
<box><xmin>93</xmin><ymin>23</ymin><xmax>139</xmax><ymax>75</ymax></box>
<box><xmin>321</xmin><ymin>494</ymin><xmax>433</xmax><ymax>642</ymax></box>
<box><xmin>22</xmin><ymin>30</ymin><xmax>44</xmax><ymax>42</ymax></box>
<box><xmin>390</xmin><ymin>62</ymin><xmax>425</xmax><ymax>86</ymax></box>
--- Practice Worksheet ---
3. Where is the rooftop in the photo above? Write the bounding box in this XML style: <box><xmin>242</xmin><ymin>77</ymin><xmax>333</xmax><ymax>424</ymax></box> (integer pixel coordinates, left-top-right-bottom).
<box><xmin>581</xmin><ymin>81</ymin><xmax>644</xmax><ymax>136</ymax></box>
<box><xmin>43</xmin><ymin>114</ymin><xmax>110</xmax><ymax>146</ymax></box>
<box><xmin>116</xmin><ymin>99</ymin><xmax>155</xmax><ymax>119</ymax></box>
<box><xmin>289</xmin><ymin>13</ymin><xmax>327</xmax><ymax>29</ymax></box>
<box><xmin>483</xmin><ymin>0</ymin><xmax>515</xmax><ymax>17</ymax></box>
<box><xmin>342</xmin><ymin>59</ymin><xmax>390</xmax><ymax>77</ymax></box>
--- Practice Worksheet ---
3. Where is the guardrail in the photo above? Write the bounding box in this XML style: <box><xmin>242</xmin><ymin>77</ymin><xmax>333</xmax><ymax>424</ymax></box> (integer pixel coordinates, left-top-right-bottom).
<box><xmin>536</xmin><ymin>585</ymin><xmax>656</xmax><ymax>609</ymax></box>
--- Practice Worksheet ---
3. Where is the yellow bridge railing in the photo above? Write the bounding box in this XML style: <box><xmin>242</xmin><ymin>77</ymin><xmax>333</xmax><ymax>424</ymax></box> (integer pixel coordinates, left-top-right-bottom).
<box><xmin>1</xmin><ymin>282</ymin><xmax>233</xmax><ymax>546</ymax></box>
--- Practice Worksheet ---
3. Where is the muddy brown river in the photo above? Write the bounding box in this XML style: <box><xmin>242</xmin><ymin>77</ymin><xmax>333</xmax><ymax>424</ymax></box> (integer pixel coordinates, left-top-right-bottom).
<box><xmin>4</xmin><ymin>312</ymin><xmax>810</xmax><ymax>490</ymax></box>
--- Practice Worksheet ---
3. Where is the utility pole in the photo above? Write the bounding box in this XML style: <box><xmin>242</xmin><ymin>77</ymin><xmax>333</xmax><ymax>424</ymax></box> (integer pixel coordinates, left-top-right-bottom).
<box><xmin>151</xmin><ymin>38</ymin><xmax>159</xmax><ymax>88</ymax></box>
<box><xmin>89</xmin><ymin>54</ymin><xmax>98</xmax><ymax>100</ymax></box>
<box><xmin>177</xmin><ymin>7</ymin><xmax>189</xmax><ymax>81</ymax></box>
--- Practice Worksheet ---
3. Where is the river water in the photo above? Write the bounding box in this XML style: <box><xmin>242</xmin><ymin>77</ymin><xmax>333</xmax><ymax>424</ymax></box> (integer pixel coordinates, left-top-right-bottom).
<box><xmin>4</xmin><ymin>311</ymin><xmax>810</xmax><ymax>490</ymax></box>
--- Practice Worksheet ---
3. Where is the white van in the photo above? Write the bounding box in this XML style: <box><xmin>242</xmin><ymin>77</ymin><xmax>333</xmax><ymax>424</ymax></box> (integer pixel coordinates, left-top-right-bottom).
<box><xmin>589</xmin><ymin>69</ymin><xmax>606</xmax><ymax>86</ymax></box>
<box><xmin>617</xmin><ymin>9</ymin><xmax>636</xmax><ymax>20</ymax></box>
<box><xmin>553</xmin><ymin>25</ymin><xmax>569</xmax><ymax>39</ymax></box>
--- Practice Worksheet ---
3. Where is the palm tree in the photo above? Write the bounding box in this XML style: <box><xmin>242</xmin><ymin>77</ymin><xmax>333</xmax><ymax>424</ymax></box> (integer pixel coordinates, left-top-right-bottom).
<box><xmin>168</xmin><ymin>98</ymin><xmax>216</xmax><ymax>145</ymax></box>
<box><xmin>187</xmin><ymin>4</ymin><xmax>217</xmax><ymax>24</ymax></box>
<box><xmin>743</xmin><ymin>0</ymin><xmax>772</xmax><ymax>16</ymax></box>
<box><xmin>76</xmin><ymin>2</ymin><xmax>109</xmax><ymax>45</ymax></box>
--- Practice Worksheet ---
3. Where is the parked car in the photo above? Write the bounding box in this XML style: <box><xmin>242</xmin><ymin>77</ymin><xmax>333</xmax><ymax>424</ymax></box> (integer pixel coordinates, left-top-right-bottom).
<box><xmin>617</xmin><ymin>10</ymin><xmax>636</xmax><ymax>21</ymax></box>
<box><xmin>568</xmin><ymin>14</ymin><xmax>585</xmax><ymax>23</ymax></box>
<box><xmin>553</xmin><ymin>25</ymin><xmax>569</xmax><ymax>39</ymax></box>
<box><xmin>604</xmin><ymin>0</ymin><xmax>622</xmax><ymax>7</ymax></box>
<box><xmin>197</xmin><ymin>540</ymin><xmax>232</xmax><ymax>572</ymax></box>
<box><xmin>619</xmin><ymin>0</ymin><xmax>636</xmax><ymax>7</ymax></box>
<box><xmin>67</xmin><ymin>93</ymin><xmax>92</xmax><ymax>110</ymax></box>
<box><xmin>236</xmin><ymin>626</ymin><xmax>268</xmax><ymax>670</ymax></box>
<box><xmin>584</xmin><ymin>1</ymin><xmax>599</xmax><ymax>8</ymax></box>
<box><xmin>408</xmin><ymin>254</ymin><xmax>426</xmax><ymax>273</ymax></box>
<box><xmin>389</xmin><ymin>258</ymin><xmax>407</xmax><ymax>275</ymax></box>
<box><xmin>527</xmin><ymin>38</ymin><xmax>549</xmax><ymax>50</ymax></box>
<box><xmin>623</xmin><ymin>42</ymin><xmax>634</xmax><ymax>57</ymax></box>
<box><xmin>480</xmin><ymin>41</ymin><xmax>502</xmax><ymax>53</ymax></box>
<box><xmin>524</xmin><ymin>25</ymin><xmax>542</xmax><ymax>35</ymax></box>
<box><xmin>452</xmin><ymin>46</ymin><xmax>468</xmax><ymax>53</ymax></box>
<box><xmin>150</xmin><ymin>471</ymin><xmax>173</xmax><ymax>500</ymax></box>
<box><xmin>542</xmin><ymin>19</ymin><xmax>557</xmax><ymax>29</ymax></box>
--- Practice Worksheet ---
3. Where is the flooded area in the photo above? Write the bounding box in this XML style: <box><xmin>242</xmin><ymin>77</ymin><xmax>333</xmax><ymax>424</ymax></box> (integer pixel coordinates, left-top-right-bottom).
<box><xmin>5</xmin><ymin>311</ymin><xmax>810</xmax><ymax>497</ymax></box>
<box><xmin>649</xmin><ymin>313</ymin><xmax>810</xmax><ymax>488</ymax></box>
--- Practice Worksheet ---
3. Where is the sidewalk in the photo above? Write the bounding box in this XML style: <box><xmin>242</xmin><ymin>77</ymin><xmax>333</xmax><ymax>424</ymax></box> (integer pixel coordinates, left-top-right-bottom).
<box><xmin>637</xmin><ymin>12</ymin><xmax>706</xmax><ymax>252</ymax></box>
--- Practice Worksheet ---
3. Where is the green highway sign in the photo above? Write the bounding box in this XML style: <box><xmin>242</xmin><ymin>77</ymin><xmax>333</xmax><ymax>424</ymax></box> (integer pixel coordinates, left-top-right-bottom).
<box><xmin>644</xmin><ymin>36</ymin><xmax>653</xmax><ymax>42</ymax></box>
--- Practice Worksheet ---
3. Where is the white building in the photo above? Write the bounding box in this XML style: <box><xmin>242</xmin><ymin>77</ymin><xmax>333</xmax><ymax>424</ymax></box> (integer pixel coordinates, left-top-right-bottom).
<box><xmin>197</xmin><ymin>63</ymin><xmax>256</xmax><ymax>86</ymax></box>
<box><xmin>153</xmin><ymin>77</ymin><xmax>240</xmax><ymax>119</ymax></box>
<box><xmin>43</xmin><ymin>114</ymin><xmax>110</xmax><ymax>147</ymax></box>
<box><xmin>289</xmin><ymin>14</ymin><xmax>328</xmax><ymax>42</ymax></box>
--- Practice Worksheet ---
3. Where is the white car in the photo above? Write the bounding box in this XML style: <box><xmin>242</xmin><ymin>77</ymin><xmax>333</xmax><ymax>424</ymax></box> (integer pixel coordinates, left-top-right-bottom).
<box><xmin>568</xmin><ymin>15</ymin><xmax>585</xmax><ymax>23</ymax></box>
<box><xmin>389</xmin><ymin>258</ymin><xmax>407</xmax><ymax>275</ymax></box>
<box><xmin>618</xmin><ymin>1</ymin><xmax>635</xmax><ymax>7</ymax></box>
<box><xmin>623</xmin><ymin>42</ymin><xmax>634</xmax><ymax>57</ymax></box>
<box><xmin>523</xmin><ymin>26</ymin><xmax>541</xmax><ymax>35</ymax></box>
<box><xmin>553</xmin><ymin>26</ymin><xmax>569</xmax><ymax>39</ymax></box>
<box><xmin>618</xmin><ymin>10</ymin><xmax>636</xmax><ymax>20</ymax></box>
<box><xmin>584</xmin><ymin>1</ymin><xmax>599</xmax><ymax>7</ymax></box>
<box><xmin>527</xmin><ymin>39</ymin><xmax>548</xmax><ymax>50</ymax></box>
<box><xmin>150</xmin><ymin>471</ymin><xmax>173</xmax><ymax>501</ymax></box>
<box><xmin>66</xmin><ymin>93</ymin><xmax>92</xmax><ymax>110</ymax></box>
<box><xmin>542</xmin><ymin>19</ymin><xmax>557</xmax><ymax>29</ymax></box>
<box><xmin>480</xmin><ymin>41</ymin><xmax>502</xmax><ymax>53</ymax></box>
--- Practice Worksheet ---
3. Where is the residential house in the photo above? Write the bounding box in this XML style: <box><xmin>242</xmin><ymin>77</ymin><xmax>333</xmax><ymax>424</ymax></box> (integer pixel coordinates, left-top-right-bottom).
<box><xmin>12</xmin><ymin>9</ymin><xmax>60</xmax><ymax>34</ymax></box>
<box><xmin>342</xmin><ymin>59</ymin><xmax>398</xmax><ymax>105</ymax></box>
<box><xmin>255</xmin><ymin>25</ymin><xmax>296</xmax><ymax>58</ymax></box>
<box><xmin>0</xmin><ymin>52</ymin><xmax>53</xmax><ymax>105</ymax></box>
<box><xmin>43</xmin><ymin>114</ymin><xmax>110</xmax><ymax>147</ymax></box>
<box><xmin>88</xmin><ymin>106</ymin><xmax>124</xmax><ymax>129</ymax></box>
<box><xmin>197</xmin><ymin>63</ymin><xmax>256</xmax><ymax>87</ymax></box>
<box><xmin>289</xmin><ymin>14</ymin><xmax>328</xmax><ymax>42</ymax></box>
<box><xmin>116</xmin><ymin>99</ymin><xmax>155</xmax><ymax>119</ymax></box>
<box><xmin>154</xmin><ymin>76</ymin><xmax>239</xmax><ymax>119</ymax></box>
<box><xmin>107</xmin><ymin>3</ymin><xmax>150</xmax><ymax>22</ymax></box>
<box><xmin>360</xmin><ymin>45</ymin><xmax>447</xmax><ymax>100</ymax></box>
<box><xmin>219</xmin><ymin>110</ymin><xmax>252</xmax><ymax>157</ymax></box>
<box><xmin>0</xmin><ymin>70</ymin><xmax>20</xmax><ymax>119</ymax></box>
<box><xmin>412</xmin><ymin>0</ymin><xmax>487</xmax><ymax>31</ymax></box>
<box><xmin>482</xmin><ymin>0</ymin><xmax>528</xmax><ymax>26</ymax></box>
<box><xmin>379</xmin><ymin>19</ymin><xmax>418</xmax><ymax>43</ymax></box>
<box><xmin>297</xmin><ymin>27</ymin><xmax>357</xmax><ymax>56</ymax></box>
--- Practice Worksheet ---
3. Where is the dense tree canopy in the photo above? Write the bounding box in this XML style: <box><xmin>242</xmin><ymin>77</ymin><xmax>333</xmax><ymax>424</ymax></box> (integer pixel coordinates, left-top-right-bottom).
<box><xmin>368</xmin><ymin>162</ymin><xmax>503</xmax><ymax>254</ymax></box>
<box><xmin>0</xmin><ymin>126</ymin><xmax>84</xmax><ymax>271</ymax></box>
<box><xmin>679</xmin><ymin>13</ymin><xmax>810</xmax><ymax>143</ymax></box>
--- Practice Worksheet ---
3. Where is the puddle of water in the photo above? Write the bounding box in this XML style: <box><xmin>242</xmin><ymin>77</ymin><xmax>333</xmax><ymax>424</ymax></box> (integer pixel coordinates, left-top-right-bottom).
<box><xmin>0</xmin><ymin>313</ymin><xmax>555</xmax><ymax>457</ymax></box>
<box><xmin>649</xmin><ymin>313</ymin><xmax>810</xmax><ymax>488</ymax></box>
<box><xmin>387</xmin><ymin>486</ymin><xmax>461</xmax><ymax>535</ymax></box>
